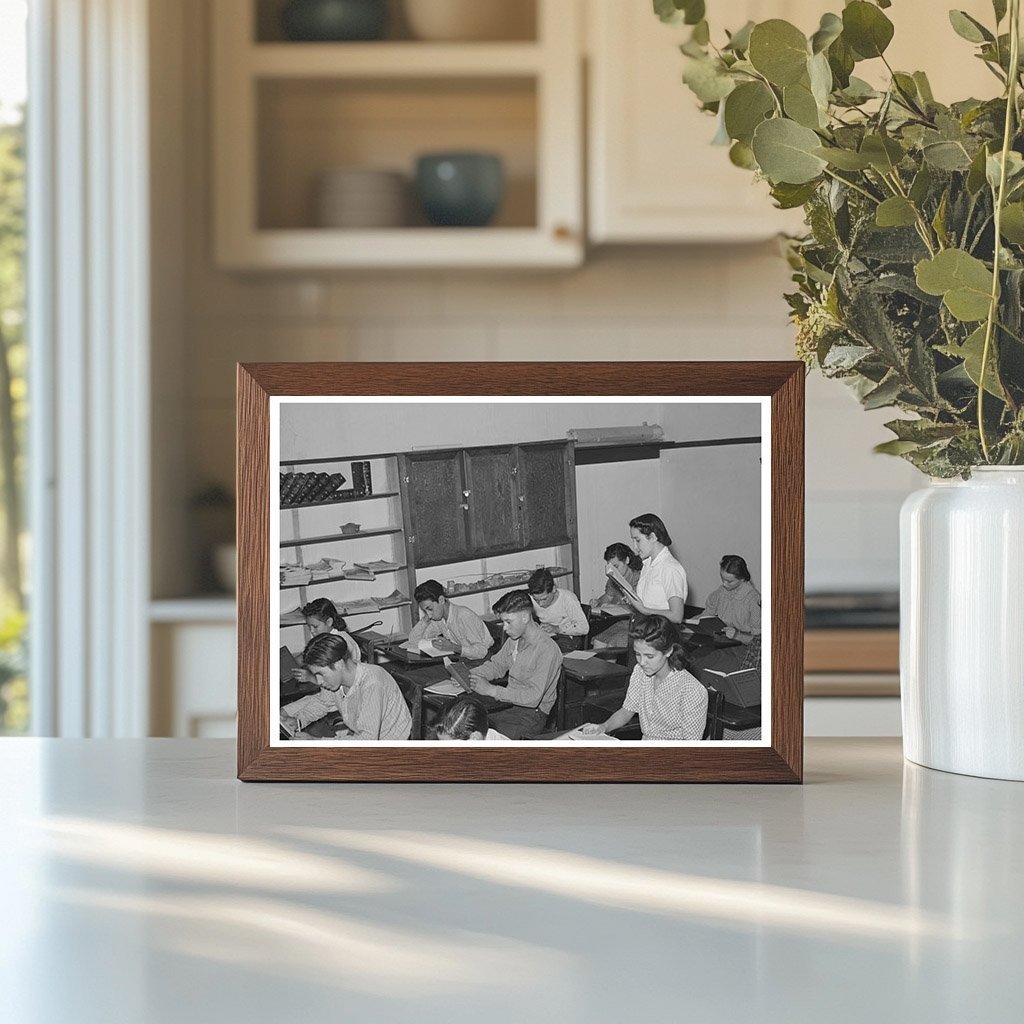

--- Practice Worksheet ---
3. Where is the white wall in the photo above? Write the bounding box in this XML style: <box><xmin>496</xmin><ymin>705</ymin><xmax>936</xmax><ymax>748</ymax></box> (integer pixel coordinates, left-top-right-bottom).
<box><xmin>658</xmin><ymin>445</ymin><xmax>762</xmax><ymax>604</ymax></box>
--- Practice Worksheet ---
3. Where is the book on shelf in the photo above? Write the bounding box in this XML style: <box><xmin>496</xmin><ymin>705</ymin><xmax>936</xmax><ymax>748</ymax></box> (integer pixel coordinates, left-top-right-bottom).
<box><xmin>605</xmin><ymin>563</ymin><xmax>640</xmax><ymax>604</ymax></box>
<box><xmin>355</xmin><ymin>559</ymin><xmax>403</xmax><ymax>573</ymax></box>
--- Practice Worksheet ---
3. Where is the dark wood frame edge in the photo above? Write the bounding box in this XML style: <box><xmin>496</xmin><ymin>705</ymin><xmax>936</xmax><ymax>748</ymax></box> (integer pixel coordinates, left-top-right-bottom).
<box><xmin>237</xmin><ymin>361</ymin><xmax>804</xmax><ymax>783</ymax></box>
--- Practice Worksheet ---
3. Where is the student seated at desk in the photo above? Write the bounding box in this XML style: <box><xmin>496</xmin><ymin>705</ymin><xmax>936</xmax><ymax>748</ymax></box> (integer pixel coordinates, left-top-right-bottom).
<box><xmin>591</xmin><ymin>542</ymin><xmax>642</xmax><ymax>613</ymax></box>
<box><xmin>281</xmin><ymin>633</ymin><xmax>411</xmax><ymax>741</ymax></box>
<box><xmin>302</xmin><ymin>598</ymin><xmax>361</xmax><ymax>661</ymax></box>
<box><xmin>527</xmin><ymin>568</ymin><xmax>588</xmax><ymax>651</ymax></box>
<box><xmin>404</xmin><ymin>579</ymin><xmax>493</xmax><ymax>660</ymax></box>
<box><xmin>689</xmin><ymin>554</ymin><xmax>762</xmax><ymax>674</ymax></box>
<box><xmin>435</xmin><ymin>697</ymin><xmax>510</xmax><ymax>741</ymax></box>
<box><xmin>468</xmin><ymin>589</ymin><xmax>562</xmax><ymax>739</ymax></box>
<box><xmin>577</xmin><ymin>614</ymin><xmax>707</xmax><ymax>741</ymax></box>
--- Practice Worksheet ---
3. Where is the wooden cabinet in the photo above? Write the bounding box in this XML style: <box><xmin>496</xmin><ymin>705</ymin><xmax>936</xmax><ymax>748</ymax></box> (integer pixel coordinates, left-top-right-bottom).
<box><xmin>211</xmin><ymin>0</ymin><xmax>583</xmax><ymax>268</ymax></box>
<box><xmin>399</xmin><ymin>441</ymin><xmax>578</xmax><ymax>576</ymax></box>
<box><xmin>464</xmin><ymin>446</ymin><xmax>520</xmax><ymax>555</ymax></box>
<box><xmin>587</xmin><ymin>0</ymin><xmax>999</xmax><ymax>244</ymax></box>
<box><xmin>401</xmin><ymin>450</ymin><xmax>469</xmax><ymax>567</ymax></box>
<box><xmin>587</xmin><ymin>0</ymin><xmax>811</xmax><ymax>243</ymax></box>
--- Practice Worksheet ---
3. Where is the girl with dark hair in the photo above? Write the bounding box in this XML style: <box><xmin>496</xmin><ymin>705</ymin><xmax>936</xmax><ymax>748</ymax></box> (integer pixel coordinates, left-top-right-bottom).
<box><xmin>592</xmin><ymin>542</ymin><xmax>643</xmax><ymax>611</ymax></box>
<box><xmin>435</xmin><ymin>697</ymin><xmax>510</xmax><ymax>741</ymax></box>
<box><xmin>624</xmin><ymin>512</ymin><xmax>688</xmax><ymax>624</ymax></box>
<box><xmin>576</xmin><ymin>613</ymin><xmax>707</xmax><ymax>740</ymax></box>
<box><xmin>280</xmin><ymin>632</ymin><xmax>411</xmax><ymax>740</ymax></box>
<box><xmin>302</xmin><ymin>597</ymin><xmax>362</xmax><ymax>663</ymax></box>
<box><xmin>691</xmin><ymin>555</ymin><xmax>762</xmax><ymax>673</ymax></box>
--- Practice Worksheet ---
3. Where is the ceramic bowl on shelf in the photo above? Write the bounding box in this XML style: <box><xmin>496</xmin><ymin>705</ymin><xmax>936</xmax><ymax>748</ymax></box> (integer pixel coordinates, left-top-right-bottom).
<box><xmin>315</xmin><ymin>167</ymin><xmax>407</xmax><ymax>228</ymax></box>
<box><xmin>280</xmin><ymin>0</ymin><xmax>388</xmax><ymax>42</ymax></box>
<box><xmin>414</xmin><ymin>152</ymin><xmax>504</xmax><ymax>227</ymax></box>
<box><xmin>403</xmin><ymin>0</ymin><xmax>534</xmax><ymax>42</ymax></box>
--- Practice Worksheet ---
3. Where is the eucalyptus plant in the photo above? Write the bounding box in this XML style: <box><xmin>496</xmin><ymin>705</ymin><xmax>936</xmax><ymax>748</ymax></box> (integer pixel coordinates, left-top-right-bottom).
<box><xmin>657</xmin><ymin>0</ymin><xmax>1024</xmax><ymax>476</ymax></box>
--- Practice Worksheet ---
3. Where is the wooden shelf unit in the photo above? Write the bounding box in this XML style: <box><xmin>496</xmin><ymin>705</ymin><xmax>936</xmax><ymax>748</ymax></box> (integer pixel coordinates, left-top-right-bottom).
<box><xmin>211</xmin><ymin>0</ymin><xmax>582</xmax><ymax>269</ymax></box>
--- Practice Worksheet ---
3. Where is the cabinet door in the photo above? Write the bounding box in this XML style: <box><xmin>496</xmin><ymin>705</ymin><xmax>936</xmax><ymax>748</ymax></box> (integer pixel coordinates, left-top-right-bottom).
<box><xmin>464</xmin><ymin>447</ymin><xmax>521</xmax><ymax>555</ymax></box>
<box><xmin>587</xmin><ymin>0</ymin><xmax>818</xmax><ymax>243</ymax></box>
<box><xmin>519</xmin><ymin>443</ymin><xmax>574</xmax><ymax>549</ymax></box>
<box><xmin>403</xmin><ymin>451</ymin><xmax>469</xmax><ymax>567</ymax></box>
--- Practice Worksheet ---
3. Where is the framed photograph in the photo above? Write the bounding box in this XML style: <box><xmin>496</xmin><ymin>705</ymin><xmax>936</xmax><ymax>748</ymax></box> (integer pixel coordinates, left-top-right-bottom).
<box><xmin>237</xmin><ymin>362</ymin><xmax>804</xmax><ymax>782</ymax></box>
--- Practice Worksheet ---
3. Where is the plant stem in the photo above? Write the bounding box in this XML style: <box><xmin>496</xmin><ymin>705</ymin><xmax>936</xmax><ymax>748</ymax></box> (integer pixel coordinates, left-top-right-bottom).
<box><xmin>979</xmin><ymin>0</ymin><xmax>1021</xmax><ymax>462</ymax></box>
<box><xmin>822</xmin><ymin>167</ymin><xmax>880</xmax><ymax>205</ymax></box>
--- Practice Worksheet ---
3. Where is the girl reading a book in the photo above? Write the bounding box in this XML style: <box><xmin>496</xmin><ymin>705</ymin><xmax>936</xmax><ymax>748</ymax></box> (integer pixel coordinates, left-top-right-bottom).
<box><xmin>281</xmin><ymin>633</ymin><xmax>411</xmax><ymax>741</ymax></box>
<box><xmin>435</xmin><ymin>697</ymin><xmax>510</xmax><ymax>741</ymax></box>
<box><xmin>576</xmin><ymin>614</ymin><xmax>707</xmax><ymax>741</ymax></box>
<box><xmin>623</xmin><ymin>513</ymin><xmax>688</xmax><ymax>624</ymax></box>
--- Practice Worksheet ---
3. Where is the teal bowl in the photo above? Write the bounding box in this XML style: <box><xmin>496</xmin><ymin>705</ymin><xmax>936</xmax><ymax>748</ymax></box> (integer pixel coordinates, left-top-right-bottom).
<box><xmin>415</xmin><ymin>153</ymin><xmax>505</xmax><ymax>227</ymax></box>
<box><xmin>281</xmin><ymin>0</ymin><xmax>388</xmax><ymax>42</ymax></box>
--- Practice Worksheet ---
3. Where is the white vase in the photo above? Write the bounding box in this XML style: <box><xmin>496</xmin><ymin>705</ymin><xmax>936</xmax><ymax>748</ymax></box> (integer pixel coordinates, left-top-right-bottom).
<box><xmin>900</xmin><ymin>467</ymin><xmax>1024</xmax><ymax>781</ymax></box>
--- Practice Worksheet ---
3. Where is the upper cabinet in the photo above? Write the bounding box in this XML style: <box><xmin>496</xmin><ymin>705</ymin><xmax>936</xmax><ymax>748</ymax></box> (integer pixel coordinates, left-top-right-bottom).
<box><xmin>211</xmin><ymin>0</ymin><xmax>583</xmax><ymax>269</ymax></box>
<box><xmin>587</xmin><ymin>0</ymin><xmax>815</xmax><ymax>243</ymax></box>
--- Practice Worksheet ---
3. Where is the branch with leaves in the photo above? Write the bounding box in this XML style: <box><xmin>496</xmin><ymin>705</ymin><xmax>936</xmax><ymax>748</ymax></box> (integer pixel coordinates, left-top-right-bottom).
<box><xmin>659</xmin><ymin>0</ymin><xmax>1024</xmax><ymax>476</ymax></box>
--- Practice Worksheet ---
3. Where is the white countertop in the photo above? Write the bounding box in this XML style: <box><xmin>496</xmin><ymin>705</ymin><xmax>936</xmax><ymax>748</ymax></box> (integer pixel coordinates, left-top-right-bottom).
<box><xmin>0</xmin><ymin>738</ymin><xmax>1019</xmax><ymax>1023</ymax></box>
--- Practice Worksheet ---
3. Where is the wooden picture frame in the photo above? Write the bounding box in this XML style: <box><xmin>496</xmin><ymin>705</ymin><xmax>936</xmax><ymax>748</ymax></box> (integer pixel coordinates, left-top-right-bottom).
<box><xmin>238</xmin><ymin>362</ymin><xmax>804</xmax><ymax>782</ymax></box>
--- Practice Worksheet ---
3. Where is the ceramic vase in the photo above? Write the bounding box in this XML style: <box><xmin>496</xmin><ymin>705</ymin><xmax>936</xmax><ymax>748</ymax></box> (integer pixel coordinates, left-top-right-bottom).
<box><xmin>900</xmin><ymin>467</ymin><xmax>1024</xmax><ymax>781</ymax></box>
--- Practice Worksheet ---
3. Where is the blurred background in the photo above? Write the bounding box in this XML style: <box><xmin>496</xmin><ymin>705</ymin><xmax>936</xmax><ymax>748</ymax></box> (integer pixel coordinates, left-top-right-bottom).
<box><xmin>0</xmin><ymin>0</ymin><xmax>998</xmax><ymax>738</ymax></box>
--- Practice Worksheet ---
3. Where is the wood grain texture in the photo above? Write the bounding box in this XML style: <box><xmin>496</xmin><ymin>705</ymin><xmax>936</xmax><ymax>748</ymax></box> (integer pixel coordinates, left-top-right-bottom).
<box><xmin>805</xmin><ymin>629</ymin><xmax>899</xmax><ymax>674</ymax></box>
<box><xmin>237</xmin><ymin>361</ymin><xmax>805</xmax><ymax>783</ymax></box>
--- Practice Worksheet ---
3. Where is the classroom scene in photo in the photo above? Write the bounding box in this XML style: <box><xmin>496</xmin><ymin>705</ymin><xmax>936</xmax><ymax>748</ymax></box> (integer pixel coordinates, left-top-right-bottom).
<box><xmin>275</xmin><ymin>399</ymin><xmax>767</xmax><ymax>745</ymax></box>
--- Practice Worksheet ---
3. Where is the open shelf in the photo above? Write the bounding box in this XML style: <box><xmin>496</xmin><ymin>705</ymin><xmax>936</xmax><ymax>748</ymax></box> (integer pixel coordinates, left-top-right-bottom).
<box><xmin>280</xmin><ymin>526</ymin><xmax>403</xmax><ymax>548</ymax></box>
<box><xmin>280</xmin><ymin>565</ymin><xmax>408</xmax><ymax>591</ymax></box>
<box><xmin>445</xmin><ymin>566</ymin><xmax>571</xmax><ymax>600</ymax></box>
<box><xmin>281</xmin><ymin>490</ymin><xmax>399</xmax><ymax>511</ymax></box>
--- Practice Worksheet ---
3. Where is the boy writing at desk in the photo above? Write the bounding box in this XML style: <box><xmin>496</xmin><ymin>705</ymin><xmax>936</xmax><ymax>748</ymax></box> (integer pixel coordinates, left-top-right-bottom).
<box><xmin>468</xmin><ymin>589</ymin><xmax>563</xmax><ymax>739</ymax></box>
<box><xmin>404</xmin><ymin>579</ymin><xmax>493</xmax><ymax>660</ymax></box>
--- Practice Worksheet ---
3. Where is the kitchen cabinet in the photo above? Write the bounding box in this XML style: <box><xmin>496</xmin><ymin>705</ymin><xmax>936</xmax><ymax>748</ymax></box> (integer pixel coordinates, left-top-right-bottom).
<box><xmin>211</xmin><ymin>0</ymin><xmax>583</xmax><ymax>268</ymax></box>
<box><xmin>587</xmin><ymin>0</ymin><xmax>814</xmax><ymax>243</ymax></box>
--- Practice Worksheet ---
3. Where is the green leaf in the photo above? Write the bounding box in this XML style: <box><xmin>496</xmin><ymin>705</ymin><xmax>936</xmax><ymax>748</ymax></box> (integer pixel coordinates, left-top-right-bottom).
<box><xmin>842</xmin><ymin>1</ymin><xmax>894</xmax><ymax>59</ymax></box>
<box><xmin>752</xmin><ymin>118</ymin><xmax>828</xmax><ymax>184</ymax></box>
<box><xmin>748</xmin><ymin>20</ymin><xmax>809</xmax><ymax>87</ymax></box>
<box><xmin>874</xmin><ymin>439</ymin><xmax>922</xmax><ymax>455</ymax></box>
<box><xmin>724</xmin><ymin>20</ymin><xmax>755</xmax><ymax>53</ymax></box>
<box><xmin>948</xmin><ymin>10</ymin><xmax>994</xmax><ymax>44</ymax></box>
<box><xmin>922</xmin><ymin>140</ymin><xmax>973</xmax><ymax>171</ymax></box>
<box><xmin>827</xmin><ymin>36</ymin><xmax>856</xmax><ymax>89</ymax></box>
<box><xmin>860</xmin><ymin>133</ymin><xmax>904</xmax><ymax>173</ymax></box>
<box><xmin>810</xmin><ymin>13</ymin><xmax>843</xmax><ymax>54</ymax></box>
<box><xmin>813</xmin><ymin>146</ymin><xmax>872</xmax><ymax>170</ymax></box>
<box><xmin>729</xmin><ymin>140</ymin><xmax>757</xmax><ymax>169</ymax></box>
<box><xmin>1000</xmin><ymin>203</ymin><xmax>1024</xmax><ymax>245</ymax></box>
<box><xmin>723</xmin><ymin>81</ymin><xmax>775</xmax><ymax>145</ymax></box>
<box><xmin>770</xmin><ymin>180</ymin><xmax>820</xmax><ymax>209</ymax></box>
<box><xmin>784</xmin><ymin>80</ymin><xmax>824</xmax><ymax>129</ymax></box>
<box><xmin>682</xmin><ymin>57</ymin><xmax>736</xmax><ymax>104</ymax></box>
<box><xmin>940</xmin><ymin>325</ymin><xmax>1006</xmax><ymax>398</ymax></box>
<box><xmin>876</xmin><ymin>197</ymin><xmax>918</xmax><ymax>228</ymax></box>
<box><xmin>915</xmin><ymin>250</ymin><xmax>994</xmax><ymax>322</ymax></box>
<box><xmin>653</xmin><ymin>0</ymin><xmax>705</xmax><ymax>26</ymax></box>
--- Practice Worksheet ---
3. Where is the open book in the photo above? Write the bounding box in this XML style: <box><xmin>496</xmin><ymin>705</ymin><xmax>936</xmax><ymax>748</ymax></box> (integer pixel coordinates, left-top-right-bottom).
<box><xmin>605</xmin><ymin>563</ymin><xmax>640</xmax><ymax>604</ymax></box>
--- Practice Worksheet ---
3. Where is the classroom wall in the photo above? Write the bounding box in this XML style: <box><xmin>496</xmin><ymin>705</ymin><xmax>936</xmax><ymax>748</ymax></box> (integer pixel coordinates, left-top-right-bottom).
<box><xmin>280</xmin><ymin>400</ymin><xmax>755</xmax><ymax>461</ymax></box>
<box><xmin>658</xmin><ymin>444</ymin><xmax>763</xmax><ymax>605</ymax></box>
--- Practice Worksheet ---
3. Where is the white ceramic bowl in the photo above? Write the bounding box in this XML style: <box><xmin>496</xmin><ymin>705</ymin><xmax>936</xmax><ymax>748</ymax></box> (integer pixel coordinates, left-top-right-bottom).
<box><xmin>403</xmin><ymin>0</ymin><xmax>534</xmax><ymax>41</ymax></box>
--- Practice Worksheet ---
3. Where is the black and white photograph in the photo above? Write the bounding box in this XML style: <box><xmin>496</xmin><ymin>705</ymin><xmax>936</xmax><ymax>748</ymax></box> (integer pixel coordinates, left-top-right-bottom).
<box><xmin>271</xmin><ymin>396</ymin><xmax>770</xmax><ymax>746</ymax></box>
